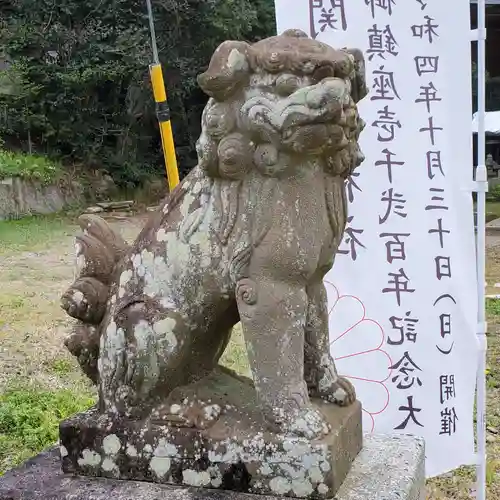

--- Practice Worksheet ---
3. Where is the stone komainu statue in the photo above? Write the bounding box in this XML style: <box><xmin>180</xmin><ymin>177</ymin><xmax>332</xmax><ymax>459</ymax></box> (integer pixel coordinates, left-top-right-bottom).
<box><xmin>61</xmin><ymin>29</ymin><xmax>367</xmax><ymax>440</ymax></box>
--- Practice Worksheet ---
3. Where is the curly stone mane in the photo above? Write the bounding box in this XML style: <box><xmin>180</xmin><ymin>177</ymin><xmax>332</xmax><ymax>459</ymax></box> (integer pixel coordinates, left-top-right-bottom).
<box><xmin>194</xmin><ymin>29</ymin><xmax>367</xmax><ymax>182</ymax></box>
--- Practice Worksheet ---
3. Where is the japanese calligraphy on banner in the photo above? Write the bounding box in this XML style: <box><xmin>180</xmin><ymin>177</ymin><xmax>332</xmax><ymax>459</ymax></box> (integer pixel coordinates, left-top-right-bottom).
<box><xmin>274</xmin><ymin>0</ymin><xmax>479</xmax><ymax>477</ymax></box>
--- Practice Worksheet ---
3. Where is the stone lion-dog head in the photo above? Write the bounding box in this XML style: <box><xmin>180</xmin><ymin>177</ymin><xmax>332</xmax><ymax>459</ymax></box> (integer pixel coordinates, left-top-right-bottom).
<box><xmin>196</xmin><ymin>28</ymin><xmax>367</xmax><ymax>182</ymax></box>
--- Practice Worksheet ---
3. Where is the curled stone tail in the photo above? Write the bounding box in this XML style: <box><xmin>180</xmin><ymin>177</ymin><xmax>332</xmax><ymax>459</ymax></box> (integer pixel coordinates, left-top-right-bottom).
<box><xmin>61</xmin><ymin>214</ymin><xmax>129</xmax><ymax>382</ymax></box>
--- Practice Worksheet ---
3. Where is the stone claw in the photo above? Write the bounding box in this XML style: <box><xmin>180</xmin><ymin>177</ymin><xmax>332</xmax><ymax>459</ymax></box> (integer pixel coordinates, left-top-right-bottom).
<box><xmin>317</xmin><ymin>376</ymin><xmax>356</xmax><ymax>407</ymax></box>
<box><xmin>150</xmin><ymin>400</ymin><xmax>223</xmax><ymax>430</ymax></box>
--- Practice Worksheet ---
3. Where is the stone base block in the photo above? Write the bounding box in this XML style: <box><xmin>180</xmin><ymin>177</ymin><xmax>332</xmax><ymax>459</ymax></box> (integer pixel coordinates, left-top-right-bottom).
<box><xmin>59</xmin><ymin>370</ymin><xmax>362</xmax><ymax>498</ymax></box>
<box><xmin>0</xmin><ymin>434</ymin><xmax>425</xmax><ymax>500</ymax></box>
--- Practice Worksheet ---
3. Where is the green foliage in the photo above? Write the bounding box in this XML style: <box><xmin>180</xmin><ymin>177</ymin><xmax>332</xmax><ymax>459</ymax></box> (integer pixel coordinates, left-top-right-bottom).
<box><xmin>0</xmin><ymin>0</ymin><xmax>276</xmax><ymax>184</ymax></box>
<box><xmin>48</xmin><ymin>358</ymin><xmax>74</xmax><ymax>376</ymax></box>
<box><xmin>486</xmin><ymin>298</ymin><xmax>500</xmax><ymax>317</ymax></box>
<box><xmin>488</xmin><ymin>184</ymin><xmax>500</xmax><ymax>203</ymax></box>
<box><xmin>0</xmin><ymin>385</ymin><xmax>94</xmax><ymax>473</ymax></box>
<box><xmin>0</xmin><ymin>149</ymin><xmax>62</xmax><ymax>182</ymax></box>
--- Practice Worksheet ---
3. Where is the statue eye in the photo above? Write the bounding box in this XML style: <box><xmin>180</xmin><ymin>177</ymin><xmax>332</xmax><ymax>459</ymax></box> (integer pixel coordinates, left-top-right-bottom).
<box><xmin>275</xmin><ymin>74</ymin><xmax>301</xmax><ymax>96</ymax></box>
<box><xmin>312</xmin><ymin>64</ymin><xmax>336</xmax><ymax>83</ymax></box>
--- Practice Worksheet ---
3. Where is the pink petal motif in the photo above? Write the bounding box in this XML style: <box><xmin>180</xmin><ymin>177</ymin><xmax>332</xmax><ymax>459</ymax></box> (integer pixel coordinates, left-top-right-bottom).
<box><xmin>325</xmin><ymin>281</ymin><xmax>393</xmax><ymax>433</ymax></box>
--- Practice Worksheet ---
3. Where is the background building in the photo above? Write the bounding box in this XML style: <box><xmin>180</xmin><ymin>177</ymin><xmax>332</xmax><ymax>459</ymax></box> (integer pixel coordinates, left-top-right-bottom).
<box><xmin>471</xmin><ymin>0</ymin><xmax>500</xmax><ymax>166</ymax></box>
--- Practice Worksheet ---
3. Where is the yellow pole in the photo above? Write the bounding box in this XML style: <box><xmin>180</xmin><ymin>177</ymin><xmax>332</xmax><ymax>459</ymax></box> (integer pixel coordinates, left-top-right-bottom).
<box><xmin>149</xmin><ymin>64</ymin><xmax>180</xmax><ymax>190</ymax></box>
<box><xmin>145</xmin><ymin>0</ymin><xmax>179</xmax><ymax>191</ymax></box>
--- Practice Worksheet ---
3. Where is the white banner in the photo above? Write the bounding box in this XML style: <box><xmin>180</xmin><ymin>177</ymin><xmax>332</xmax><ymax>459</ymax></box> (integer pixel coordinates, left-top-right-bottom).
<box><xmin>275</xmin><ymin>0</ymin><xmax>479</xmax><ymax>477</ymax></box>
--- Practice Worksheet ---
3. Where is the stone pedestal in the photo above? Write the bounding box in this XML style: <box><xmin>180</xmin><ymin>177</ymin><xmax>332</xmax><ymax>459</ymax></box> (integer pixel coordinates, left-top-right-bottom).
<box><xmin>0</xmin><ymin>434</ymin><xmax>425</xmax><ymax>500</ymax></box>
<box><xmin>59</xmin><ymin>369</ymin><xmax>362</xmax><ymax>498</ymax></box>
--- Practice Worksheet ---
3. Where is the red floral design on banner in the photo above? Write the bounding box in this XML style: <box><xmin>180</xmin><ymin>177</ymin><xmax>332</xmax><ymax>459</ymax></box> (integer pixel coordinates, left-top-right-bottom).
<box><xmin>325</xmin><ymin>281</ymin><xmax>393</xmax><ymax>432</ymax></box>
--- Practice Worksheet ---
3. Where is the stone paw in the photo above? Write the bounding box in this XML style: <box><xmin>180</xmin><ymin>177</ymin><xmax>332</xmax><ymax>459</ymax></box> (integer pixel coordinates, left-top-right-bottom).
<box><xmin>317</xmin><ymin>376</ymin><xmax>356</xmax><ymax>407</ymax></box>
<box><xmin>150</xmin><ymin>399</ymin><xmax>223</xmax><ymax>429</ymax></box>
<box><xmin>280</xmin><ymin>407</ymin><xmax>331</xmax><ymax>439</ymax></box>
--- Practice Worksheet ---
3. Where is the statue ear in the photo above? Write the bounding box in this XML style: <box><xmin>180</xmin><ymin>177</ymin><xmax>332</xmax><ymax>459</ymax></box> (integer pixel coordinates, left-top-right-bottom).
<box><xmin>198</xmin><ymin>41</ymin><xmax>251</xmax><ymax>101</ymax></box>
<box><xmin>343</xmin><ymin>48</ymin><xmax>368</xmax><ymax>104</ymax></box>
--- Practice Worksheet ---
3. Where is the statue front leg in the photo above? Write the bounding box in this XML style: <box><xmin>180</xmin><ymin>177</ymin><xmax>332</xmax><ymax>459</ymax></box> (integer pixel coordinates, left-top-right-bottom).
<box><xmin>98</xmin><ymin>302</ymin><xmax>190</xmax><ymax>417</ymax></box>
<box><xmin>304</xmin><ymin>282</ymin><xmax>356</xmax><ymax>406</ymax></box>
<box><xmin>236</xmin><ymin>277</ymin><xmax>330</xmax><ymax>439</ymax></box>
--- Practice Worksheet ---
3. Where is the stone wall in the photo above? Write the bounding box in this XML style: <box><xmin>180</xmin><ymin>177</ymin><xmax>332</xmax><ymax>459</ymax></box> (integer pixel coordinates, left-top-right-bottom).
<box><xmin>0</xmin><ymin>176</ymin><xmax>84</xmax><ymax>220</ymax></box>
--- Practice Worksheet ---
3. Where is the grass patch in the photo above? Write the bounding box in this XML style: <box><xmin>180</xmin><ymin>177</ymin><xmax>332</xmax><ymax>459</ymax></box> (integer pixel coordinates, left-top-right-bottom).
<box><xmin>0</xmin><ymin>215</ymin><xmax>74</xmax><ymax>254</ymax></box>
<box><xmin>47</xmin><ymin>358</ymin><xmax>74</xmax><ymax>377</ymax></box>
<box><xmin>221</xmin><ymin>325</ymin><xmax>251</xmax><ymax>377</ymax></box>
<box><xmin>0</xmin><ymin>150</ymin><xmax>62</xmax><ymax>183</ymax></box>
<box><xmin>474</xmin><ymin>201</ymin><xmax>500</xmax><ymax>223</ymax></box>
<box><xmin>486</xmin><ymin>298</ymin><xmax>500</xmax><ymax>317</ymax></box>
<box><xmin>485</xmin><ymin>201</ymin><xmax>500</xmax><ymax>223</ymax></box>
<box><xmin>0</xmin><ymin>294</ymin><xmax>27</xmax><ymax>310</ymax></box>
<box><xmin>0</xmin><ymin>384</ymin><xmax>94</xmax><ymax>474</ymax></box>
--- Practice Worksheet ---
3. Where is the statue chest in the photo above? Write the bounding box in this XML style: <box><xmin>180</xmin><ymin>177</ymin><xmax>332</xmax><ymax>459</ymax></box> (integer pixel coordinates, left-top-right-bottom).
<box><xmin>273</xmin><ymin>173</ymin><xmax>334</xmax><ymax>241</ymax></box>
<box><xmin>250</xmin><ymin>173</ymin><xmax>341</xmax><ymax>280</ymax></box>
